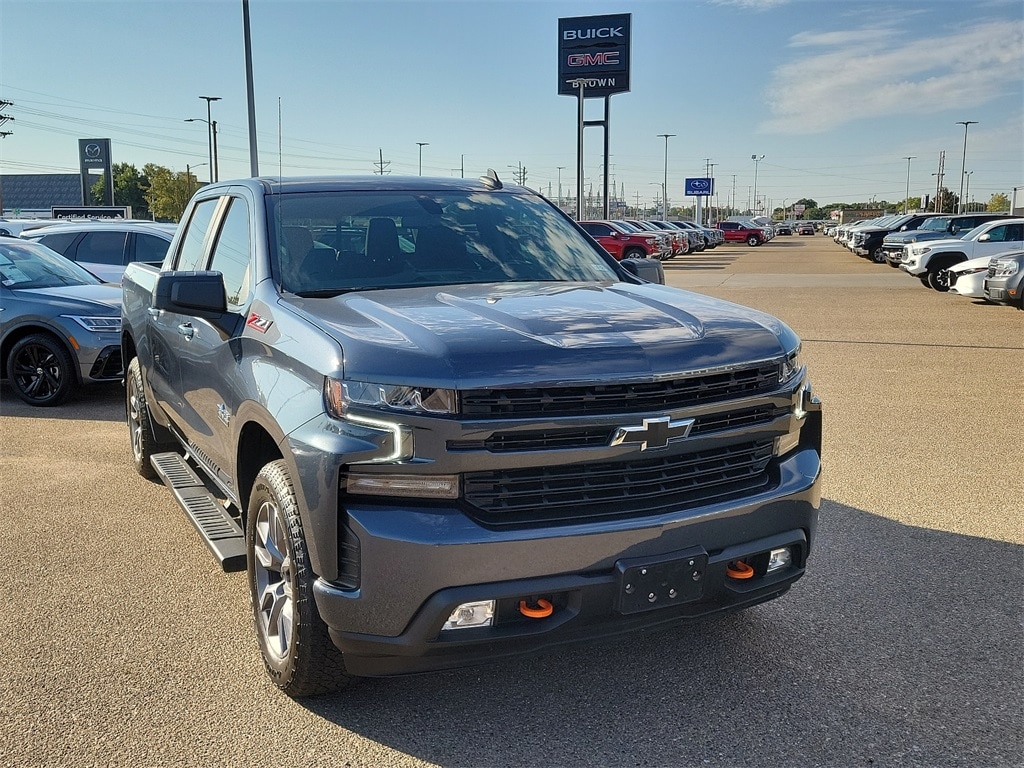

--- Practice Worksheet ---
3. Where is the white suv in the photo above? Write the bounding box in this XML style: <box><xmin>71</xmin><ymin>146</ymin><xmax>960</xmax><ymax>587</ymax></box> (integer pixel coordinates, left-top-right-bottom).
<box><xmin>24</xmin><ymin>220</ymin><xmax>177</xmax><ymax>282</ymax></box>
<box><xmin>901</xmin><ymin>218</ymin><xmax>1024</xmax><ymax>290</ymax></box>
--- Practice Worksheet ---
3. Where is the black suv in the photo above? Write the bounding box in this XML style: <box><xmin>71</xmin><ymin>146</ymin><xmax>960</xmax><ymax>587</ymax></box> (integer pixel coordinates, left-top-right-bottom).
<box><xmin>850</xmin><ymin>214</ymin><xmax>934</xmax><ymax>263</ymax></box>
<box><xmin>881</xmin><ymin>213</ymin><xmax>1013</xmax><ymax>267</ymax></box>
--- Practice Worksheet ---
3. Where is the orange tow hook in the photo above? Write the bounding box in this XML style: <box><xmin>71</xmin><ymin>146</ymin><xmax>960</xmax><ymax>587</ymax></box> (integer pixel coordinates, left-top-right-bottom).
<box><xmin>726</xmin><ymin>560</ymin><xmax>755</xmax><ymax>579</ymax></box>
<box><xmin>518</xmin><ymin>598</ymin><xmax>554</xmax><ymax>619</ymax></box>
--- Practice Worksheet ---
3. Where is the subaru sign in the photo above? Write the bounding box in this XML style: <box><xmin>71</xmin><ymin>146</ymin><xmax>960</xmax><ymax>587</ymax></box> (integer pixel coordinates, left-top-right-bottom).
<box><xmin>685</xmin><ymin>178</ymin><xmax>714</xmax><ymax>196</ymax></box>
<box><xmin>558</xmin><ymin>14</ymin><xmax>631</xmax><ymax>97</ymax></box>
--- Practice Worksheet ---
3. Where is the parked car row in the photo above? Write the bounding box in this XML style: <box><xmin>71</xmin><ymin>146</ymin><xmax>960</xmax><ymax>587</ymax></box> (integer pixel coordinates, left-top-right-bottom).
<box><xmin>578</xmin><ymin>219</ymin><xmax>723</xmax><ymax>261</ymax></box>
<box><xmin>829</xmin><ymin>212</ymin><xmax>1024</xmax><ymax>308</ymax></box>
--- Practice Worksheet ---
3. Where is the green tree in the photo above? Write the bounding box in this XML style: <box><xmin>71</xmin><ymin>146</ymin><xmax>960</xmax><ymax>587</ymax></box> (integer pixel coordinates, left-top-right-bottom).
<box><xmin>143</xmin><ymin>164</ymin><xmax>194</xmax><ymax>222</ymax></box>
<box><xmin>988</xmin><ymin>193</ymin><xmax>1010</xmax><ymax>212</ymax></box>
<box><xmin>90</xmin><ymin>163</ymin><xmax>151</xmax><ymax>217</ymax></box>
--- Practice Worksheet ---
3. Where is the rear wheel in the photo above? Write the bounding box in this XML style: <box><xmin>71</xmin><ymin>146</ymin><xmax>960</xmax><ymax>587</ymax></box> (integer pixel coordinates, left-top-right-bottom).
<box><xmin>126</xmin><ymin>357</ymin><xmax>175</xmax><ymax>479</ymax></box>
<box><xmin>7</xmin><ymin>333</ymin><xmax>75</xmax><ymax>406</ymax></box>
<box><xmin>247</xmin><ymin>459</ymin><xmax>352</xmax><ymax>697</ymax></box>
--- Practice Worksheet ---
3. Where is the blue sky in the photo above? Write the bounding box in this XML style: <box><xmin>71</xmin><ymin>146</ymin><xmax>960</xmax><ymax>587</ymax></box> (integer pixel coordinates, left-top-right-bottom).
<box><xmin>1</xmin><ymin>0</ymin><xmax>1021</xmax><ymax>212</ymax></box>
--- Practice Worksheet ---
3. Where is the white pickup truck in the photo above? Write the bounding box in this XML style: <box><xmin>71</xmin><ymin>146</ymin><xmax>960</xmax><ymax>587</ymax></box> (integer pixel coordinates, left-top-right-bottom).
<box><xmin>901</xmin><ymin>218</ymin><xmax>1024</xmax><ymax>290</ymax></box>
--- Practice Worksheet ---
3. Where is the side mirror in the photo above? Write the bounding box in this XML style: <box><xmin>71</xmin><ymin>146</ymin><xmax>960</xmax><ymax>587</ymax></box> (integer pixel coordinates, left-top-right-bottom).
<box><xmin>620</xmin><ymin>257</ymin><xmax>665</xmax><ymax>285</ymax></box>
<box><xmin>977</xmin><ymin>234</ymin><xmax>991</xmax><ymax>242</ymax></box>
<box><xmin>154</xmin><ymin>270</ymin><xmax>227</xmax><ymax>317</ymax></box>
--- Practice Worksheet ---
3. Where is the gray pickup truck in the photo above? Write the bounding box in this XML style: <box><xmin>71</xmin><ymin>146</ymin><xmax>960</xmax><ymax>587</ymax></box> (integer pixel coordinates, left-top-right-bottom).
<box><xmin>121</xmin><ymin>174</ymin><xmax>822</xmax><ymax>697</ymax></box>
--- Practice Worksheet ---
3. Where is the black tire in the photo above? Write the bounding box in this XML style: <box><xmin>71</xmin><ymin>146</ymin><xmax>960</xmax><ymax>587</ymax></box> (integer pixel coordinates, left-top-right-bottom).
<box><xmin>919</xmin><ymin>276</ymin><xmax>931</xmax><ymax>287</ymax></box>
<box><xmin>125</xmin><ymin>357</ymin><xmax>174</xmax><ymax>479</ymax></box>
<box><xmin>247</xmin><ymin>459</ymin><xmax>352</xmax><ymax>697</ymax></box>
<box><xmin>622</xmin><ymin>247</ymin><xmax>645</xmax><ymax>260</ymax></box>
<box><xmin>746</xmin><ymin>235</ymin><xmax>761</xmax><ymax>247</ymax></box>
<box><xmin>6</xmin><ymin>333</ymin><xmax>75</xmax><ymax>406</ymax></box>
<box><xmin>870</xmin><ymin>247</ymin><xmax>886</xmax><ymax>264</ymax></box>
<box><xmin>926</xmin><ymin>268</ymin><xmax>950</xmax><ymax>292</ymax></box>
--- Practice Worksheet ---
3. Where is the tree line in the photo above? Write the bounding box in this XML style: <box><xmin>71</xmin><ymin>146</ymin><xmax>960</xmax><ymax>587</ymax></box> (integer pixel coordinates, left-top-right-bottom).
<box><xmin>90</xmin><ymin>163</ymin><xmax>206</xmax><ymax>222</ymax></box>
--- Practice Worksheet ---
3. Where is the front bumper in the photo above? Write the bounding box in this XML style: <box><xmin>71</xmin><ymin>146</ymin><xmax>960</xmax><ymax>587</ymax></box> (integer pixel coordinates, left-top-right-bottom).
<box><xmin>313</xmin><ymin>444</ymin><xmax>821</xmax><ymax>677</ymax></box>
<box><xmin>983</xmin><ymin>275</ymin><xmax>1022</xmax><ymax>305</ymax></box>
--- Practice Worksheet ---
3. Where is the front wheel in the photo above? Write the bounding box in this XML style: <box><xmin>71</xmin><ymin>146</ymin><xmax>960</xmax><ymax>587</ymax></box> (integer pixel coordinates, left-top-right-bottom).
<box><xmin>746</xmin><ymin>235</ymin><xmax>761</xmax><ymax>247</ymax></box>
<box><xmin>870</xmin><ymin>247</ymin><xmax>886</xmax><ymax>264</ymax></box>
<box><xmin>247</xmin><ymin>460</ymin><xmax>351</xmax><ymax>697</ymax></box>
<box><xmin>622</xmin><ymin>247</ymin><xmax>645</xmax><ymax>260</ymax></box>
<box><xmin>926</xmin><ymin>268</ymin><xmax>950</xmax><ymax>292</ymax></box>
<box><xmin>7</xmin><ymin>333</ymin><xmax>75</xmax><ymax>406</ymax></box>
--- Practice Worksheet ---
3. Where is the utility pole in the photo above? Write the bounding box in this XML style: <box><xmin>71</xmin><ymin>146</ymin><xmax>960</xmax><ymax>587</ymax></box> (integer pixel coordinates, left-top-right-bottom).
<box><xmin>955</xmin><ymin>120</ymin><xmax>977</xmax><ymax>214</ymax></box>
<box><xmin>556</xmin><ymin>166</ymin><xmax>566</xmax><ymax>209</ymax></box>
<box><xmin>374</xmin><ymin>149</ymin><xmax>391</xmax><ymax>175</ymax></box>
<box><xmin>416</xmin><ymin>142</ymin><xmax>429</xmax><ymax>176</ymax></box>
<box><xmin>934</xmin><ymin>151</ymin><xmax>945</xmax><ymax>213</ymax></box>
<box><xmin>903</xmin><ymin>156</ymin><xmax>915</xmax><ymax>214</ymax></box>
<box><xmin>0</xmin><ymin>101</ymin><xmax>15</xmax><ymax>214</ymax></box>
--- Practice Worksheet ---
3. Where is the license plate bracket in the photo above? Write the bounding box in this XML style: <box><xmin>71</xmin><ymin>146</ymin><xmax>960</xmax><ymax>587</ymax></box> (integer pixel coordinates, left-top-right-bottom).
<box><xmin>615</xmin><ymin>548</ymin><xmax>707</xmax><ymax>615</ymax></box>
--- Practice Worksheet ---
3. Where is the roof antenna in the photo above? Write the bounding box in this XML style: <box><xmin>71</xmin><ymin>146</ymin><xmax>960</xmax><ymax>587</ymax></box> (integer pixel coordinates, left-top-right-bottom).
<box><xmin>480</xmin><ymin>168</ymin><xmax>503</xmax><ymax>190</ymax></box>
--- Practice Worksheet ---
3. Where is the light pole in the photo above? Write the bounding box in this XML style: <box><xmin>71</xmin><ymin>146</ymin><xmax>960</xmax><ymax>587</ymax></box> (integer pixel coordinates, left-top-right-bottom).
<box><xmin>186</xmin><ymin>163</ymin><xmax>207</xmax><ymax>195</ymax></box>
<box><xmin>198</xmin><ymin>96</ymin><xmax>221</xmax><ymax>183</ymax></box>
<box><xmin>657</xmin><ymin>134</ymin><xmax>674</xmax><ymax>220</ymax></box>
<box><xmin>751</xmin><ymin>155</ymin><xmax>764</xmax><ymax>216</ymax></box>
<box><xmin>416</xmin><ymin>142</ymin><xmax>429</xmax><ymax>176</ymax></box>
<box><xmin>903</xmin><ymin>156</ymin><xmax>916</xmax><ymax>214</ymax></box>
<box><xmin>955</xmin><ymin>120</ymin><xmax>977</xmax><ymax>214</ymax></box>
<box><xmin>185</xmin><ymin>118</ymin><xmax>219</xmax><ymax>182</ymax></box>
<box><xmin>556</xmin><ymin>165</ymin><xmax>566</xmax><ymax>209</ymax></box>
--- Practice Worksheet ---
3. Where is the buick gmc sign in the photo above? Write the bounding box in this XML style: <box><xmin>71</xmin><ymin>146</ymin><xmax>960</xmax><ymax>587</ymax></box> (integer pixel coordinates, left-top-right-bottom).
<box><xmin>558</xmin><ymin>14</ymin><xmax>631</xmax><ymax>97</ymax></box>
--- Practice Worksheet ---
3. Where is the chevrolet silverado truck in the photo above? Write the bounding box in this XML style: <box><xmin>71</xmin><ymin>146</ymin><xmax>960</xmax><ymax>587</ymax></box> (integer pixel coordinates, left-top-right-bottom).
<box><xmin>121</xmin><ymin>174</ymin><xmax>822</xmax><ymax>697</ymax></box>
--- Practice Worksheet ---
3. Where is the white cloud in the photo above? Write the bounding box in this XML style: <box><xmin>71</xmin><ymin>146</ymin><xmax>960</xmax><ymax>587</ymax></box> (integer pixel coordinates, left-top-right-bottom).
<box><xmin>760</xmin><ymin>19</ymin><xmax>1024</xmax><ymax>134</ymax></box>
<box><xmin>710</xmin><ymin>0</ymin><xmax>792</xmax><ymax>10</ymax></box>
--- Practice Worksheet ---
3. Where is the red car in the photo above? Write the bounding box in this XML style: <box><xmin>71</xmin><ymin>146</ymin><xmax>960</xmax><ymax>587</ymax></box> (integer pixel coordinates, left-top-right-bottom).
<box><xmin>717</xmin><ymin>221</ymin><xmax>765</xmax><ymax>246</ymax></box>
<box><xmin>578</xmin><ymin>220</ymin><xmax>664</xmax><ymax>260</ymax></box>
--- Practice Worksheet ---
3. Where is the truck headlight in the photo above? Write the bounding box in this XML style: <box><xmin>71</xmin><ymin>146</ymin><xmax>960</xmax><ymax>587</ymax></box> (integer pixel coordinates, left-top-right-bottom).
<box><xmin>779</xmin><ymin>348</ymin><xmax>803</xmax><ymax>384</ymax></box>
<box><xmin>993</xmin><ymin>260</ymin><xmax>1020</xmax><ymax>277</ymax></box>
<box><xmin>325</xmin><ymin>378</ymin><xmax>456</xmax><ymax>417</ymax></box>
<box><xmin>63</xmin><ymin>315</ymin><xmax>121</xmax><ymax>334</ymax></box>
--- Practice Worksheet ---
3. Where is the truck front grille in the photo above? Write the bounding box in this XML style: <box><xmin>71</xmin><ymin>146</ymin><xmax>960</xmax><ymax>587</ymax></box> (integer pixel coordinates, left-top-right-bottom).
<box><xmin>463</xmin><ymin>439</ymin><xmax>775</xmax><ymax>527</ymax></box>
<box><xmin>460</xmin><ymin>364</ymin><xmax>782</xmax><ymax>418</ymax></box>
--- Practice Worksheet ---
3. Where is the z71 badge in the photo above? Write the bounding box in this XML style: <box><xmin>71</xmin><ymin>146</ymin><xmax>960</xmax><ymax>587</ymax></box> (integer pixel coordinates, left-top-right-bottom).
<box><xmin>246</xmin><ymin>312</ymin><xmax>273</xmax><ymax>333</ymax></box>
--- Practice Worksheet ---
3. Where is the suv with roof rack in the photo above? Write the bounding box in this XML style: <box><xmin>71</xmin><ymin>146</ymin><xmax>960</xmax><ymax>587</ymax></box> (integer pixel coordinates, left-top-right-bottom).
<box><xmin>121</xmin><ymin>173</ymin><xmax>822</xmax><ymax>697</ymax></box>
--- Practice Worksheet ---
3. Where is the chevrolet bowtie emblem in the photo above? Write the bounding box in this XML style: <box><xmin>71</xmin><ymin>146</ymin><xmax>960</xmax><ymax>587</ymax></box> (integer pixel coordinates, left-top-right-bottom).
<box><xmin>610</xmin><ymin>416</ymin><xmax>696</xmax><ymax>451</ymax></box>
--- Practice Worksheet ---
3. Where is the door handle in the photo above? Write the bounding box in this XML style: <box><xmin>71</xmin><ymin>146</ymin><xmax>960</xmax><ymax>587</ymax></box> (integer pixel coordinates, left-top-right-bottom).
<box><xmin>177</xmin><ymin>323</ymin><xmax>195</xmax><ymax>341</ymax></box>
<box><xmin>147</xmin><ymin>308</ymin><xmax>163</xmax><ymax>317</ymax></box>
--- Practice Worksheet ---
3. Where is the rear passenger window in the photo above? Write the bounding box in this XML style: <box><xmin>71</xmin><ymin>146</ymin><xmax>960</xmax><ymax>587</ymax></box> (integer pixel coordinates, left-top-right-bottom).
<box><xmin>135</xmin><ymin>233</ymin><xmax>171</xmax><ymax>264</ymax></box>
<box><xmin>76</xmin><ymin>232</ymin><xmax>128</xmax><ymax>265</ymax></box>
<box><xmin>174</xmin><ymin>199</ymin><xmax>219</xmax><ymax>271</ymax></box>
<box><xmin>35</xmin><ymin>232</ymin><xmax>79</xmax><ymax>257</ymax></box>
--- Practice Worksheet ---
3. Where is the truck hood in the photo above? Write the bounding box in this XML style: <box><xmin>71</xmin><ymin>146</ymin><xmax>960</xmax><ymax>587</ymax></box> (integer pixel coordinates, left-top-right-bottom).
<box><xmin>285</xmin><ymin>281</ymin><xmax>797</xmax><ymax>388</ymax></box>
<box><xmin>885</xmin><ymin>229</ymin><xmax>955</xmax><ymax>244</ymax></box>
<box><xmin>18</xmin><ymin>284</ymin><xmax>122</xmax><ymax>314</ymax></box>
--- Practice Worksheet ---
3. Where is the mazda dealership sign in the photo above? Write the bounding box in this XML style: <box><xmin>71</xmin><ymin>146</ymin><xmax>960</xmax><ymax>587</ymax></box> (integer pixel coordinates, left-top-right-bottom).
<box><xmin>558</xmin><ymin>14</ymin><xmax>631</xmax><ymax>97</ymax></box>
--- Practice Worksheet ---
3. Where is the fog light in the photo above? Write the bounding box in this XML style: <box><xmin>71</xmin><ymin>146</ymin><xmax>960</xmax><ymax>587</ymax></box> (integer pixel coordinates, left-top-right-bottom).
<box><xmin>767</xmin><ymin>547</ymin><xmax>792</xmax><ymax>573</ymax></box>
<box><xmin>442</xmin><ymin>600</ymin><xmax>495</xmax><ymax>631</ymax></box>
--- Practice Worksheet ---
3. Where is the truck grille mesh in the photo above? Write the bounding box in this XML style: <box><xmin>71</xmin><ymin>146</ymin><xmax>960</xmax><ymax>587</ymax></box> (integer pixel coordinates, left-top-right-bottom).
<box><xmin>463</xmin><ymin>439</ymin><xmax>775</xmax><ymax>526</ymax></box>
<box><xmin>460</xmin><ymin>364</ymin><xmax>782</xmax><ymax>418</ymax></box>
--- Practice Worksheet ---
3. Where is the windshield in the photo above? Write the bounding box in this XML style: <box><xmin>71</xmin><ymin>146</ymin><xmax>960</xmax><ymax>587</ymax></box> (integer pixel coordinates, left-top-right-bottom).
<box><xmin>268</xmin><ymin>190</ymin><xmax>619</xmax><ymax>296</ymax></box>
<box><xmin>920</xmin><ymin>217</ymin><xmax>950</xmax><ymax>232</ymax></box>
<box><xmin>0</xmin><ymin>240</ymin><xmax>100</xmax><ymax>289</ymax></box>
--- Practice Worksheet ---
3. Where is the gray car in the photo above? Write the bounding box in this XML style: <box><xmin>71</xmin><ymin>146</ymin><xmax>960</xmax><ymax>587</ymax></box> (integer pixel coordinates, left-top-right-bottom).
<box><xmin>983</xmin><ymin>250</ymin><xmax>1024</xmax><ymax>309</ymax></box>
<box><xmin>0</xmin><ymin>238</ymin><xmax>122</xmax><ymax>405</ymax></box>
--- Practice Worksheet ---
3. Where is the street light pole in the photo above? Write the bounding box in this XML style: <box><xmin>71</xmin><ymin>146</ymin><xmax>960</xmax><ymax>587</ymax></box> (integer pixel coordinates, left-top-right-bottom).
<box><xmin>416</xmin><ymin>142</ymin><xmax>429</xmax><ymax>176</ymax></box>
<box><xmin>657</xmin><ymin>134</ymin><xmax>674</xmax><ymax>221</ymax></box>
<box><xmin>903</xmin><ymin>156</ymin><xmax>915</xmax><ymax>214</ymax></box>
<box><xmin>185</xmin><ymin>118</ymin><xmax>220</xmax><ymax>182</ymax></box>
<box><xmin>955</xmin><ymin>120</ymin><xmax>977</xmax><ymax>214</ymax></box>
<box><xmin>751</xmin><ymin>154</ymin><xmax>764</xmax><ymax>216</ymax></box>
<box><xmin>198</xmin><ymin>96</ymin><xmax>221</xmax><ymax>183</ymax></box>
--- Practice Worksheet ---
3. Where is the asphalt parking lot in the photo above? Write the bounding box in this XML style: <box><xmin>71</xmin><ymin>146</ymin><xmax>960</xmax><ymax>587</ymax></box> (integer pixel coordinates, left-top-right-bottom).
<box><xmin>1</xmin><ymin>234</ymin><xmax>1021</xmax><ymax>768</ymax></box>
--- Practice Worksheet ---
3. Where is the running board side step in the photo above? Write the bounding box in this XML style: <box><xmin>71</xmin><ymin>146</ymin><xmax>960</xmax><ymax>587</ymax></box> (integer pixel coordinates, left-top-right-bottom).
<box><xmin>151</xmin><ymin>452</ymin><xmax>246</xmax><ymax>572</ymax></box>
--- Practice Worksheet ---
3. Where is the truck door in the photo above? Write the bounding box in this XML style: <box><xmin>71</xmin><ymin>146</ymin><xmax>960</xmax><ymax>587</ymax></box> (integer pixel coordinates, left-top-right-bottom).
<box><xmin>146</xmin><ymin>198</ymin><xmax>222</xmax><ymax>422</ymax></box>
<box><xmin>174</xmin><ymin>195</ymin><xmax>254</xmax><ymax>493</ymax></box>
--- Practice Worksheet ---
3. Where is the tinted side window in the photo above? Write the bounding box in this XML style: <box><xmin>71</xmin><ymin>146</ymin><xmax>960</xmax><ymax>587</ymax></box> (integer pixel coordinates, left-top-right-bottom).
<box><xmin>76</xmin><ymin>232</ymin><xmax>128</xmax><ymax>265</ymax></box>
<box><xmin>35</xmin><ymin>232</ymin><xmax>80</xmax><ymax>256</ymax></box>
<box><xmin>208</xmin><ymin>198</ymin><xmax>252</xmax><ymax>309</ymax></box>
<box><xmin>1008</xmin><ymin>224</ymin><xmax>1024</xmax><ymax>241</ymax></box>
<box><xmin>174</xmin><ymin>199</ymin><xmax>219</xmax><ymax>271</ymax></box>
<box><xmin>135</xmin><ymin>233</ymin><xmax>171</xmax><ymax>263</ymax></box>
<box><xmin>986</xmin><ymin>225</ymin><xmax>1010</xmax><ymax>242</ymax></box>
<box><xmin>581</xmin><ymin>223</ymin><xmax>611</xmax><ymax>237</ymax></box>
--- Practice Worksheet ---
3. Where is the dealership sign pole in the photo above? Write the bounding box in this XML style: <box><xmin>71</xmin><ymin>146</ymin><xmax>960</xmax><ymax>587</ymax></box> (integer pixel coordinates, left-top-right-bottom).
<box><xmin>559</xmin><ymin>14</ymin><xmax>631</xmax><ymax>220</ymax></box>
